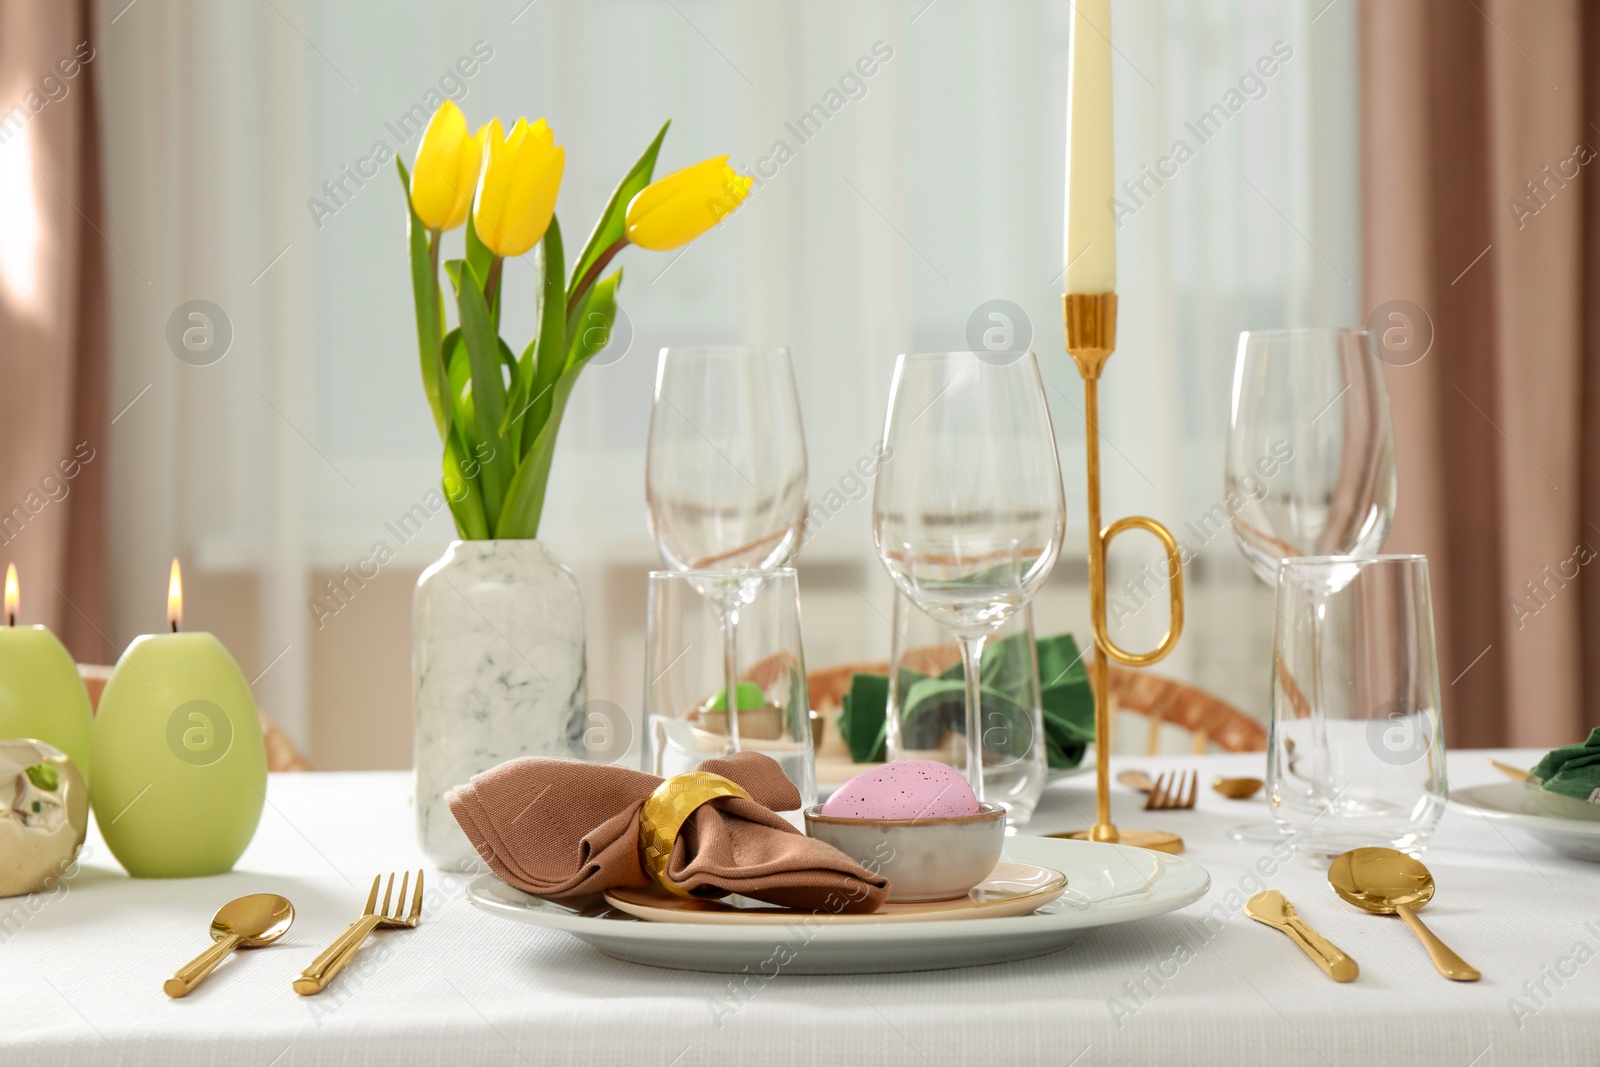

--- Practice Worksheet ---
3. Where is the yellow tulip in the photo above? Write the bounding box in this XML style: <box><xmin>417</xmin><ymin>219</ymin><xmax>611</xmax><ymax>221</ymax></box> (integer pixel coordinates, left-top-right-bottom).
<box><xmin>409</xmin><ymin>101</ymin><xmax>487</xmax><ymax>232</ymax></box>
<box><xmin>624</xmin><ymin>156</ymin><xmax>753</xmax><ymax>251</ymax></box>
<box><xmin>473</xmin><ymin>117</ymin><xmax>565</xmax><ymax>258</ymax></box>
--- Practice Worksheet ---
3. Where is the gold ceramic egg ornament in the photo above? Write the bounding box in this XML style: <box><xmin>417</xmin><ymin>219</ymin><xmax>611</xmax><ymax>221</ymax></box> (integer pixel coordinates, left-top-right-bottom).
<box><xmin>0</xmin><ymin>739</ymin><xmax>88</xmax><ymax>897</ymax></box>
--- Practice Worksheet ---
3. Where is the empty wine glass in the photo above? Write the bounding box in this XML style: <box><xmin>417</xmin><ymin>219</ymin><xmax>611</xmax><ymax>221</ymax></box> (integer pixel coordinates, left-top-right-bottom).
<box><xmin>1225</xmin><ymin>327</ymin><xmax>1397</xmax><ymax>842</ymax></box>
<box><xmin>1227</xmin><ymin>328</ymin><xmax>1396</xmax><ymax>581</ymax></box>
<box><xmin>646</xmin><ymin>346</ymin><xmax>809</xmax><ymax>763</ymax></box>
<box><xmin>872</xmin><ymin>352</ymin><xmax>1065</xmax><ymax>802</ymax></box>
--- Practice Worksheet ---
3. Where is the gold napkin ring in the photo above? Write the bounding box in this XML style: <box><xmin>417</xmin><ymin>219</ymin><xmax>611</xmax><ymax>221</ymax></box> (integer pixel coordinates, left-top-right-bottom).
<box><xmin>638</xmin><ymin>771</ymin><xmax>753</xmax><ymax>898</ymax></box>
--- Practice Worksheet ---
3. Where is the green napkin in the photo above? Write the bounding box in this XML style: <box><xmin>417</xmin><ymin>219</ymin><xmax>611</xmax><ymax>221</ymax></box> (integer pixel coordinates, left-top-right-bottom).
<box><xmin>1037</xmin><ymin>633</ymin><xmax>1096</xmax><ymax>768</ymax></box>
<box><xmin>833</xmin><ymin>633</ymin><xmax>1094</xmax><ymax>769</ymax></box>
<box><xmin>838</xmin><ymin>673</ymin><xmax>889</xmax><ymax>762</ymax></box>
<box><xmin>1531</xmin><ymin>727</ymin><xmax>1600</xmax><ymax>803</ymax></box>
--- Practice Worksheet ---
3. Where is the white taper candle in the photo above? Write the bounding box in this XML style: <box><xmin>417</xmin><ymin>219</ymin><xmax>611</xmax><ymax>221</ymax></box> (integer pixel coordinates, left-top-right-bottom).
<box><xmin>1064</xmin><ymin>0</ymin><xmax>1115</xmax><ymax>294</ymax></box>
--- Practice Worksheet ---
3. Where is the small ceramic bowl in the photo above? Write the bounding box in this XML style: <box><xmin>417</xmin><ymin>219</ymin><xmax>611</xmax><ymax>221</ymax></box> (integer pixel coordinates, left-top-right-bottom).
<box><xmin>803</xmin><ymin>803</ymin><xmax>1006</xmax><ymax>902</ymax></box>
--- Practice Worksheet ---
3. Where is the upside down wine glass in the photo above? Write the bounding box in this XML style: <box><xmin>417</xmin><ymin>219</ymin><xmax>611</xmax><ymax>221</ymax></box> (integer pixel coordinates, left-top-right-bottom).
<box><xmin>1226</xmin><ymin>327</ymin><xmax>1397</xmax><ymax>843</ymax></box>
<box><xmin>645</xmin><ymin>346</ymin><xmax>812</xmax><ymax>796</ymax></box>
<box><xmin>872</xmin><ymin>352</ymin><xmax>1066</xmax><ymax>805</ymax></box>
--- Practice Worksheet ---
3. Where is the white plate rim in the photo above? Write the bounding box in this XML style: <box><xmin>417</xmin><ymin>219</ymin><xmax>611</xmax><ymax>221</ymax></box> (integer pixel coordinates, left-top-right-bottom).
<box><xmin>466</xmin><ymin>837</ymin><xmax>1210</xmax><ymax>945</ymax></box>
<box><xmin>1449</xmin><ymin>781</ymin><xmax>1600</xmax><ymax>836</ymax></box>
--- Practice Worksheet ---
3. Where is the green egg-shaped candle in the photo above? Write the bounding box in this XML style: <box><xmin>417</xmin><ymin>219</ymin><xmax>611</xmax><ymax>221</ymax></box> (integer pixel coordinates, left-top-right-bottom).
<box><xmin>0</xmin><ymin>566</ymin><xmax>95</xmax><ymax>782</ymax></box>
<box><xmin>91</xmin><ymin>618</ymin><xmax>266</xmax><ymax>878</ymax></box>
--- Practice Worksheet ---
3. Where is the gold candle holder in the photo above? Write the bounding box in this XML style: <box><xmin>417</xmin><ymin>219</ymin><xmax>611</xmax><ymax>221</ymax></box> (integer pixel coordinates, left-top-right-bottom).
<box><xmin>1054</xmin><ymin>292</ymin><xmax>1187</xmax><ymax>854</ymax></box>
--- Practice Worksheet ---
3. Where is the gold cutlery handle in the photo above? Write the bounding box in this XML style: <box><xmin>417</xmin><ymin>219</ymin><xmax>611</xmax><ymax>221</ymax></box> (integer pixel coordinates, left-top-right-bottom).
<box><xmin>1397</xmin><ymin>904</ymin><xmax>1480</xmax><ymax>981</ymax></box>
<box><xmin>1489</xmin><ymin>759</ymin><xmax>1531</xmax><ymax>782</ymax></box>
<box><xmin>1282</xmin><ymin>916</ymin><xmax>1359</xmax><ymax>982</ymax></box>
<box><xmin>294</xmin><ymin>915</ymin><xmax>382</xmax><ymax>996</ymax></box>
<box><xmin>165</xmin><ymin>933</ymin><xmax>244</xmax><ymax>998</ymax></box>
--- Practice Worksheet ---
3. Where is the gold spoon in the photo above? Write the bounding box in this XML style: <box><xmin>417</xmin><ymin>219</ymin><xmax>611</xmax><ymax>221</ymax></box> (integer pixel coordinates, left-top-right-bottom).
<box><xmin>1212</xmin><ymin>776</ymin><xmax>1264</xmax><ymax>799</ymax></box>
<box><xmin>164</xmin><ymin>894</ymin><xmax>295</xmax><ymax>998</ymax></box>
<box><xmin>1327</xmin><ymin>848</ymin><xmax>1480</xmax><ymax>982</ymax></box>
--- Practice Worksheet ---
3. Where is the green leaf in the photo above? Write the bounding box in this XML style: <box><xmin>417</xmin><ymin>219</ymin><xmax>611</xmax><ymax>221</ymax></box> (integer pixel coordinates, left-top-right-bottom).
<box><xmin>493</xmin><ymin>269</ymin><xmax>622</xmax><ymax>540</ymax></box>
<box><xmin>495</xmin><ymin>266</ymin><xmax>623</xmax><ymax>539</ymax></box>
<box><xmin>397</xmin><ymin>158</ymin><xmax>451</xmax><ymax>444</ymax></box>
<box><xmin>495</xmin><ymin>335</ymin><xmax>522</xmax><ymax>456</ymax></box>
<box><xmin>442</xmin><ymin>328</ymin><xmax>477</xmax><ymax>443</ymax></box>
<box><xmin>443</xmin><ymin>328</ymin><xmax>467</xmax><ymax>395</ymax></box>
<box><xmin>465</xmin><ymin>212</ymin><xmax>494</xmax><ymax>298</ymax></box>
<box><xmin>464</xmin><ymin>213</ymin><xmax>504</xmax><ymax>336</ymax></box>
<box><xmin>494</xmin><ymin>364</ymin><xmax>582</xmax><ymax>539</ymax></box>
<box><xmin>525</xmin><ymin>218</ymin><xmax>567</xmax><ymax>458</ymax></box>
<box><xmin>565</xmin><ymin>268</ymin><xmax>621</xmax><ymax>374</ymax></box>
<box><xmin>442</xmin><ymin>429</ymin><xmax>489</xmax><ymax>539</ymax></box>
<box><xmin>445</xmin><ymin>258</ymin><xmax>514</xmax><ymax>531</ymax></box>
<box><xmin>566</xmin><ymin>120</ymin><xmax>669</xmax><ymax>306</ymax></box>
<box><xmin>439</xmin><ymin>331</ymin><xmax>487</xmax><ymax>537</ymax></box>
<box><xmin>504</xmin><ymin>333</ymin><xmax>538</xmax><ymax>437</ymax></box>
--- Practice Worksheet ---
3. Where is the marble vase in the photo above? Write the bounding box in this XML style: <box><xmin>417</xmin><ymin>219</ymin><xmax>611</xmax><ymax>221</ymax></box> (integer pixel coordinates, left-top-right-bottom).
<box><xmin>414</xmin><ymin>539</ymin><xmax>586</xmax><ymax>870</ymax></box>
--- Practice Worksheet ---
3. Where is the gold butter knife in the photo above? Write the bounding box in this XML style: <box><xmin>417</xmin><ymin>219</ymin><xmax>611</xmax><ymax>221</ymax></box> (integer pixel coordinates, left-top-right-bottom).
<box><xmin>1245</xmin><ymin>889</ymin><xmax>1358</xmax><ymax>982</ymax></box>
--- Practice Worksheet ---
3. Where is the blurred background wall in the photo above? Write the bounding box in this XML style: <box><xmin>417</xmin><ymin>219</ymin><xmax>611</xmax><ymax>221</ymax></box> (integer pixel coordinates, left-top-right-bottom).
<box><xmin>80</xmin><ymin>0</ymin><xmax>1357</xmax><ymax>768</ymax></box>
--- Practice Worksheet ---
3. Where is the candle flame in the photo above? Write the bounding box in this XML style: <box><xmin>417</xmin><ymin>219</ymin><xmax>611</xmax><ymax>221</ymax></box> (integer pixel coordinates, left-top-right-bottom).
<box><xmin>4</xmin><ymin>564</ymin><xmax>16</xmax><ymax>624</ymax></box>
<box><xmin>167</xmin><ymin>558</ymin><xmax>183</xmax><ymax>631</ymax></box>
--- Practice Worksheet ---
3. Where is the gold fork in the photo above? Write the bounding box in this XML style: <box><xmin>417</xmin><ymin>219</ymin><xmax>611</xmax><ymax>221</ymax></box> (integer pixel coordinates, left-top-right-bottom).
<box><xmin>1145</xmin><ymin>770</ymin><xmax>1198</xmax><ymax>811</ymax></box>
<box><xmin>294</xmin><ymin>871</ymin><xmax>423</xmax><ymax>996</ymax></box>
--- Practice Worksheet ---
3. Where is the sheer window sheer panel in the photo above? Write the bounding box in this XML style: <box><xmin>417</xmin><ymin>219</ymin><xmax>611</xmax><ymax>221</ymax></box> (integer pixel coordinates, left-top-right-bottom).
<box><xmin>99</xmin><ymin>0</ymin><xmax>1358</xmax><ymax>766</ymax></box>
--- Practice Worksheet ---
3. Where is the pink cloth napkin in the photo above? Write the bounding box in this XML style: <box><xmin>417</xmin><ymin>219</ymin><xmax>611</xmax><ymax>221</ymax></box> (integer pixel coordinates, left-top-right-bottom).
<box><xmin>447</xmin><ymin>751</ymin><xmax>889</xmax><ymax>912</ymax></box>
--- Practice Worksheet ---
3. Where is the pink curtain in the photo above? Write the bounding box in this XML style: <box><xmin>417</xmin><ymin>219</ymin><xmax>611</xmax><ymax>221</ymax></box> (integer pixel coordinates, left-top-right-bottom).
<box><xmin>1362</xmin><ymin>0</ymin><xmax>1597</xmax><ymax>747</ymax></box>
<box><xmin>0</xmin><ymin>0</ymin><xmax>109</xmax><ymax>660</ymax></box>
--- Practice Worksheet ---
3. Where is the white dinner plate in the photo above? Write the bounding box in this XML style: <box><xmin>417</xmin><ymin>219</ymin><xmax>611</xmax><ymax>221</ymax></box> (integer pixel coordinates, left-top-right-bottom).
<box><xmin>466</xmin><ymin>836</ymin><xmax>1210</xmax><ymax>974</ymax></box>
<box><xmin>1449</xmin><ymin>781</ymin><xmax>1600</xmax><ymax>862</ymax></box>
<box><xmin>604</xmin><ymin>861</ymin><xmax>1067</xmax><ymax>925</ymax></box>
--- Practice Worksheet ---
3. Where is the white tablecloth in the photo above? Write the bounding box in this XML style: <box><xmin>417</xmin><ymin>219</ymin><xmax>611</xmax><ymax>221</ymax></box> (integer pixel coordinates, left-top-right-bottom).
<box><xmin>3</xmin><ymin>750</ymin><xmax>1597</xmax><ymax>1066</ymax></box>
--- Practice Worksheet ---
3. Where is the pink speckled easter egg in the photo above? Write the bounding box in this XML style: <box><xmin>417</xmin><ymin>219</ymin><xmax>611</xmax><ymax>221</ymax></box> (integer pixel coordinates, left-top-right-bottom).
<box><xmin>820</xmin><ymin>759</ymin><xmax>980</xmax><ymax>819</ymax></box>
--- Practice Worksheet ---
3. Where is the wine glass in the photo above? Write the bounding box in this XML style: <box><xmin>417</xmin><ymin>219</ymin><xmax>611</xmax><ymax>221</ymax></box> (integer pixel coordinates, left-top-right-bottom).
<box><xmin>885</xmin><ymin>590</ymin><xmax>1048</xmax><ymax>826</ymax></box>
<box><xmin>643</xmin><ymin>568</ymin><xmax>816</xmax><ymax>806</ymax></box>
<box><xmin>872</xmin><ymin>351</ymin><xmax>1065</xmax><ymax>803</ymax></box>
<box><xmin>645</xmin><ymin>346</ymin><xmax>809</xmax><ymax>785</ymax></box>
<box><xmin>1227</xmin><ymin>328</ymin><xmax>1395</xmax><ymax>579</ymax></box>
<box><xmin>1226</xmin><ymin>327</ymin><xmax>1397</xmax><ymax>841</ymax></box>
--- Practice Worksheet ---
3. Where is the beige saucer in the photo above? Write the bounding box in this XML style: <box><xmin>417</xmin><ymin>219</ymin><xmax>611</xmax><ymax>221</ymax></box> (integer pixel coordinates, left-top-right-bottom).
<box><xmin>603</xmin><ymin>861</ymin><xmax>1067</xmax><ymax>925</ymax></box>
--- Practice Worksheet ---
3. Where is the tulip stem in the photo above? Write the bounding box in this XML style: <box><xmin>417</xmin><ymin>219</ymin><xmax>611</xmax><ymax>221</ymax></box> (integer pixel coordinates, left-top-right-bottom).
<box><xmin>566</xmin><ymin>237</ymin><xmax>628</xmax><ymax>320</ymax></box>
<box><xmin>426</xmin><ymin>229</ymin><xmax>452</xmax><ymax>438</ymax></box>
<box><xmin>484</xmin><ymin>257</ymin><xmax>505</xmax><ymax>313</ymax></box>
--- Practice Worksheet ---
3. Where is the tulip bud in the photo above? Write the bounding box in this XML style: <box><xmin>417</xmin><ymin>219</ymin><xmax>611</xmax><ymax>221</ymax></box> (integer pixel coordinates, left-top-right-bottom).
<box><xmin>473</xmin><ymin>117</ymin><xmax>565</xmax><ymax>258</ymax></box>
<box><xmin>409</xmin><ymin>101</ymin><xmax>487</xmax><ymax>232</ymax></box>
<box><xmin>624</xmin><ymin>156</ymin><xmax>753</xmax><ymax>251</ymax></box>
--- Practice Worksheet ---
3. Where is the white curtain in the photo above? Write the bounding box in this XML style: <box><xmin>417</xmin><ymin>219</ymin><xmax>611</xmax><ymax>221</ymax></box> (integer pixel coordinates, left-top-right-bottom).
<box><xmin>97</xmin><ymin>0</ymin><xmax>1359</xmax><ymax>759</ymax></box>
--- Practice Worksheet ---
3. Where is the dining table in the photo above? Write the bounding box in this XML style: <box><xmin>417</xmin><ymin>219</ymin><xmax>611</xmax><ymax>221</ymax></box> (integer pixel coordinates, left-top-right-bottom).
<box><xmin>3</xmin><ymin>748</ymin><xmax>1596</xmax><ymax>1066</ymax></box>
